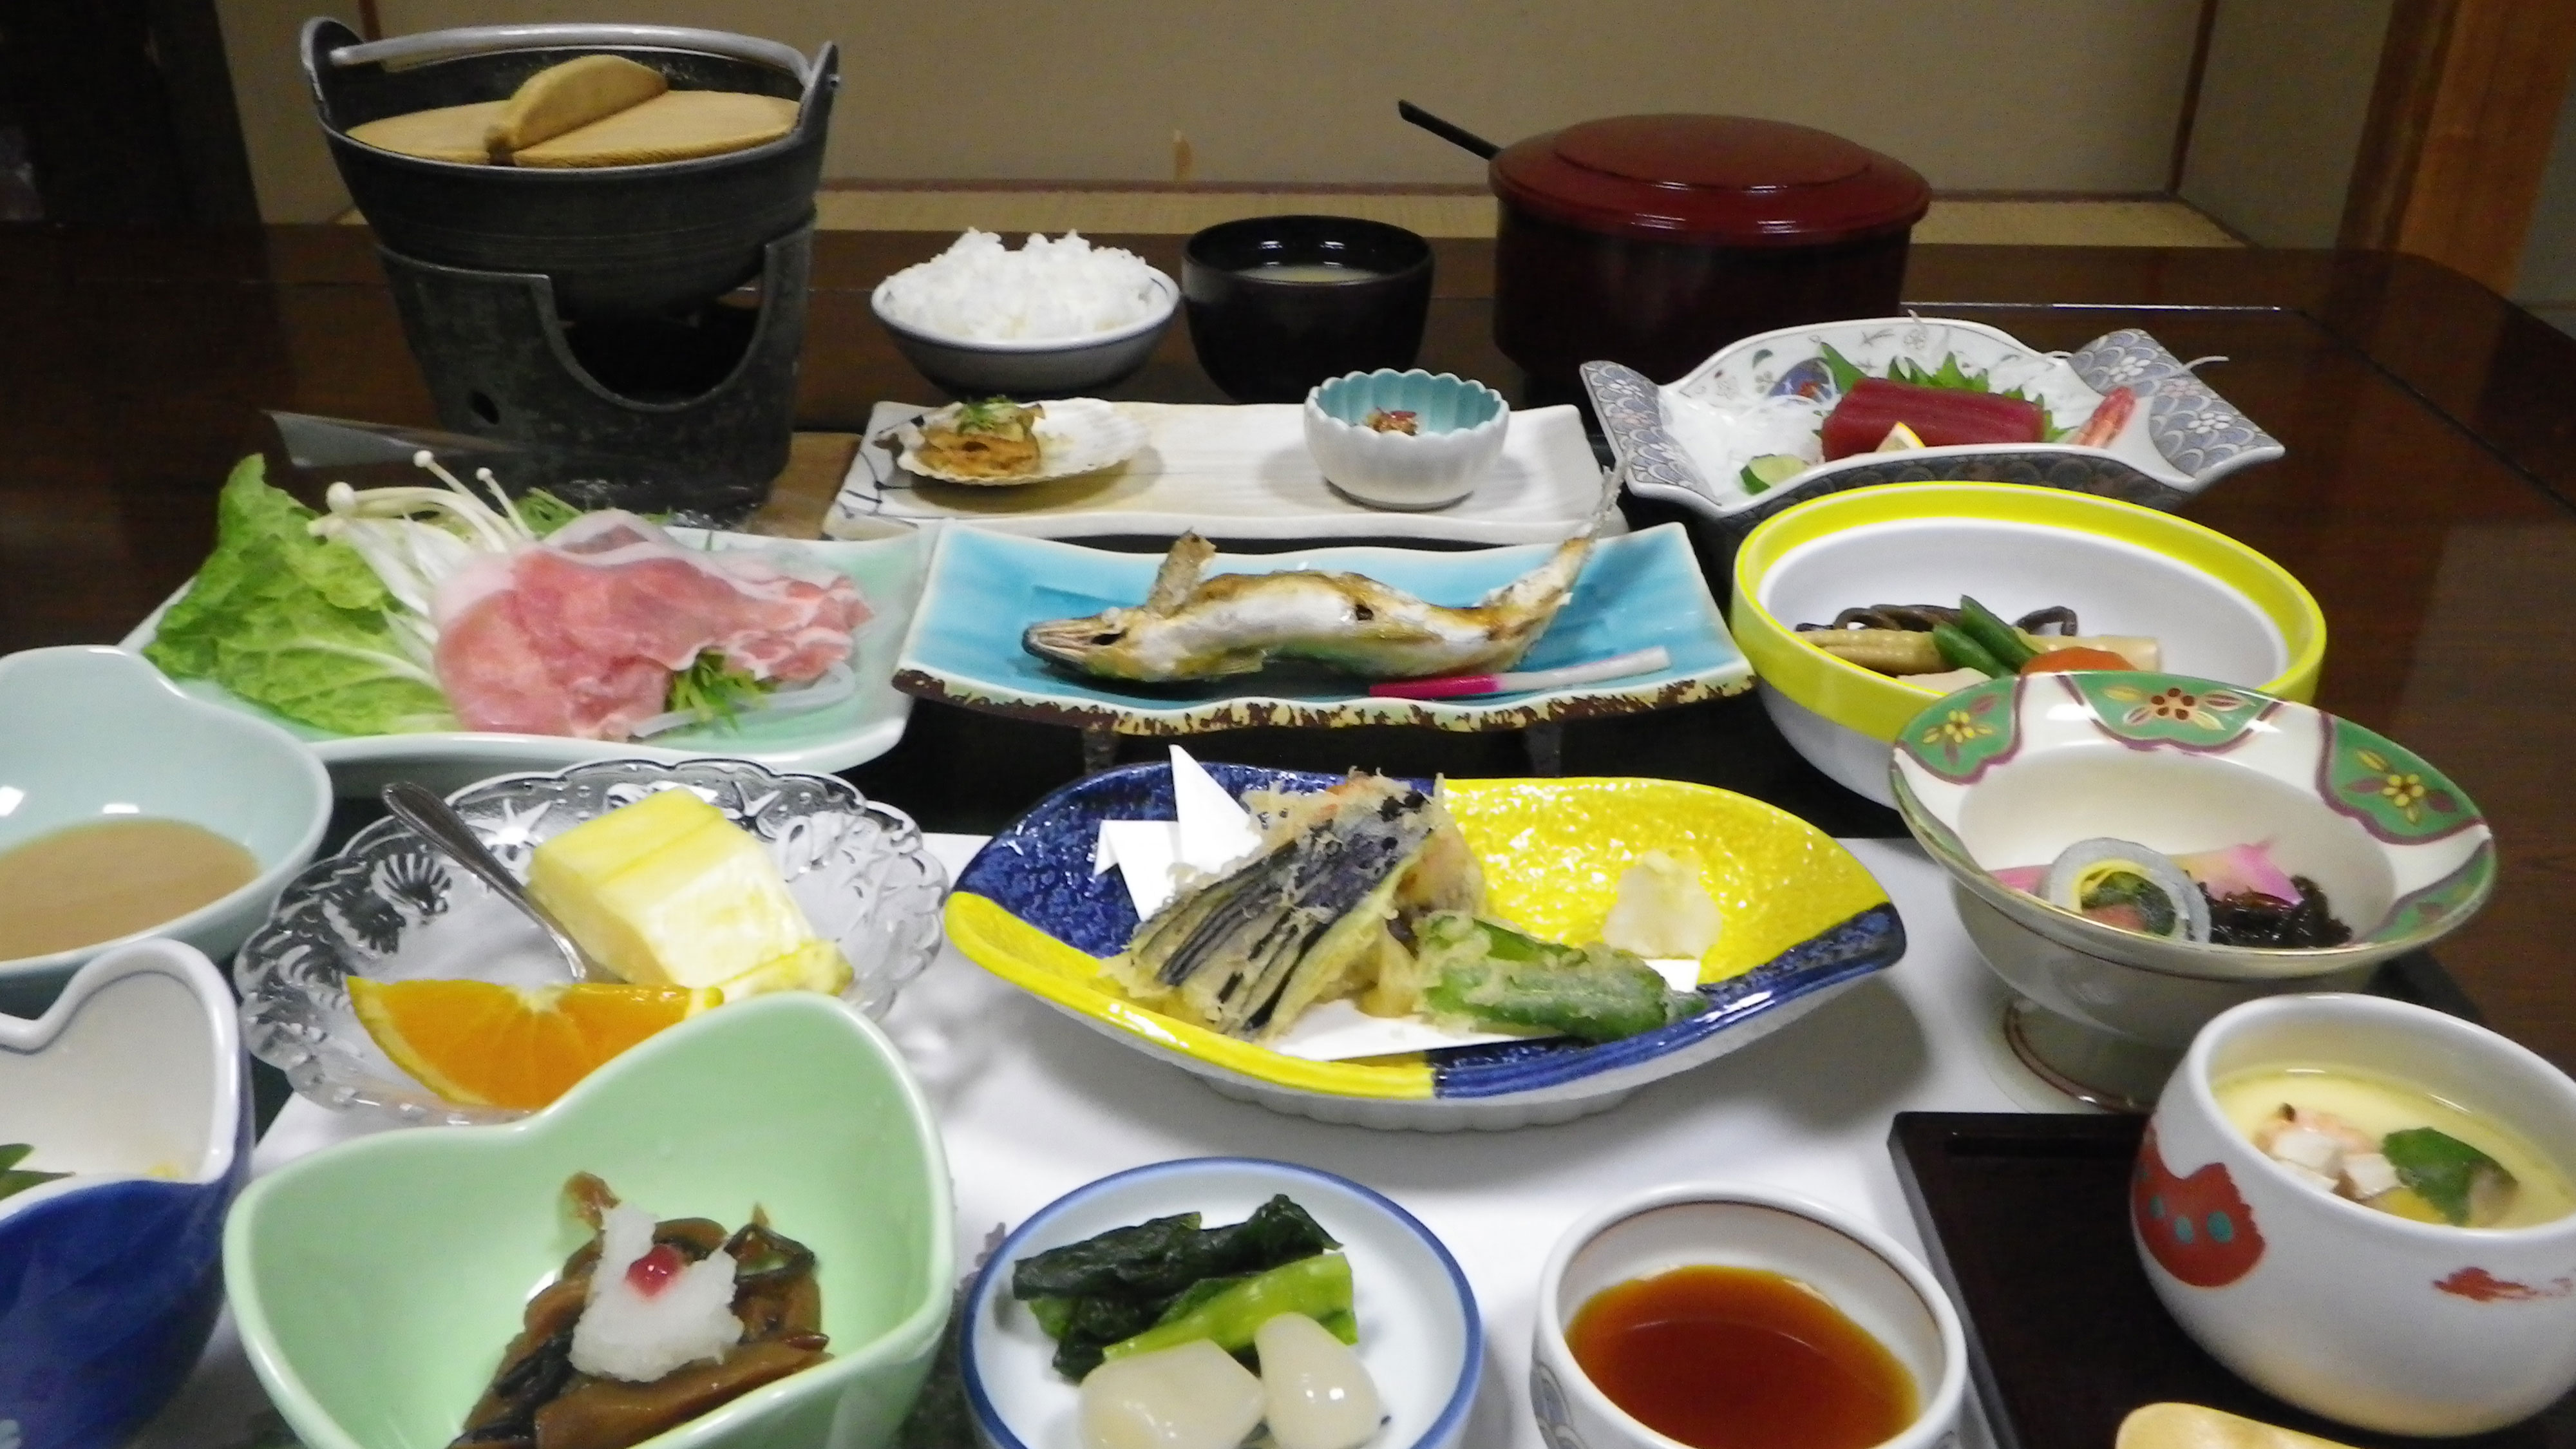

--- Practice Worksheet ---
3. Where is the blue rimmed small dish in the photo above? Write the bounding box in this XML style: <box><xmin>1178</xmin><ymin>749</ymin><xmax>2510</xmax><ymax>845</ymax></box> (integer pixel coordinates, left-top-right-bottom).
<box><xmin>1305</xmin><ymin>369</ymin><xmax>1511</xmax><ymax>511</ymax></box>
<box><xmin>944</xmin><ymin>760</ymin><xmax>1904</xmax><ymax>1130</ymax></box>
<box><xmin>0</xmin><ymin>939</ymin><xmax>249</xmax><ymax>1449</ymax></box>
<box><xmin>963</xmin><ymin>1157</ymin><xmax>1481</xmax><ymax>1449</ymax></box>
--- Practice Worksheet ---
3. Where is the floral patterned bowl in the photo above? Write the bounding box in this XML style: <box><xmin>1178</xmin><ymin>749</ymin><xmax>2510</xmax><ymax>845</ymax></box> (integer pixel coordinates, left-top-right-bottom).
<box><xmin>1890</xmin><ymin>672</ymin><xmax>2492</xmax><ymax>1106</ymax></box>
<box><xmin>236</xmin><ymin>758</ymin><xmax>948</xmax><ymax>1125</ymax></box>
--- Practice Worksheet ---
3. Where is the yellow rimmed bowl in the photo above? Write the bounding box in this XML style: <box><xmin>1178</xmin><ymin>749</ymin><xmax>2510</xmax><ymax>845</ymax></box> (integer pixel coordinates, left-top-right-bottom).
<box><xmin>1728</xmin><ymin>483</ymin><xmax>2327</xmax><ymax>808</ymax></box>
<box><xmin>943</xmin><ymin>761</ymin><xmax>1902</xmax><ymax>1132</ymax></box>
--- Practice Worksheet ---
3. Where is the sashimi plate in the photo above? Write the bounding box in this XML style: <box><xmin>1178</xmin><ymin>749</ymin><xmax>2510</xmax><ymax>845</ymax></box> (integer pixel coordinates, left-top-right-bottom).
<box><xmin>118</xmin><ymin>527</ymin><xmax>931</xmax><ymax>797</ymax></box>
<box><xmin>1586</xmin><ymin>319</ymin><xmax>2284</xmax><ymax>538</ymax></box>
<box><xmin>891</xmin><ymin>523</ymin><xmax>1750</xmax><ymax>735</ymax></box>
<box><xmin>943</xmin><ymin>761</ymin><xmax>1906</xmax><ymax>1131</ymax></box>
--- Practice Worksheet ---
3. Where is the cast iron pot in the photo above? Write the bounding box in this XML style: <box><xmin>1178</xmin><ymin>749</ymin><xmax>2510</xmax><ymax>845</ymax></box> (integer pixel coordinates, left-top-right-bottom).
<box><xmin>1488</xmin><ymin>114</ymin><xmax>1929</xmax><ymax>396</ymax></box>
<box><xmin>302</xmin><ymin>19</ymin><xmax>837</xmax><ymax>320</ymax></box>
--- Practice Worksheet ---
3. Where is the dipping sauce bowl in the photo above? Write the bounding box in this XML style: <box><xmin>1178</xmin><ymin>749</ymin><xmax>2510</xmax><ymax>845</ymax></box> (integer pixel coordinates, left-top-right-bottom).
<box><xmin>1182</xmin><ymin>216</ymin><xmax>1433</xmax><ymax>402</ymax></box>
<box><xmin>1532</xmin><ymin>1182</ymin><xmax>1965</xmax><ymax>1449</ymax></box>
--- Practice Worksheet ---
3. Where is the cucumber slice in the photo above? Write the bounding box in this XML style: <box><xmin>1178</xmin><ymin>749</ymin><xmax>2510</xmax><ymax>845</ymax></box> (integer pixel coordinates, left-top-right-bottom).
<box><xmin>1738</xmin><ymin>453</ymin><xmax>1806</xmax><ymax>495</ymax></box>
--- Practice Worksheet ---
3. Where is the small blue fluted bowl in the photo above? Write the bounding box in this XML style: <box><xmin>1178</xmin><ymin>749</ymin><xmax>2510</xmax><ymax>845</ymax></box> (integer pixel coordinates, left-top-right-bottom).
<box><xmin>1304</xmin><ymin>369</ymin><xmax>1510</xmax><ymax>510</ymax></box>
<box><xmin>0</xmin><ymin>940</ymin><xmax>248</xmax><ymax>1449</ymax></box>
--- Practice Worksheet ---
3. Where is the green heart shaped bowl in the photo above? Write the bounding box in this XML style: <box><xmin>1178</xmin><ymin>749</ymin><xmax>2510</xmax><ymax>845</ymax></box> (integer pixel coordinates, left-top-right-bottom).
<box><xmin>223</xmin><ymin>992</ymin><xmax>954</xmax><ymax>1449</ymax></box>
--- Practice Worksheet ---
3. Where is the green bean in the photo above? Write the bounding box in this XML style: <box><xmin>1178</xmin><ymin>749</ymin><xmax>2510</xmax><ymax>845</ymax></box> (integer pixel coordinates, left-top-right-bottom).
<box><xmin>1956</xmin><ymin>596</ymin><xmax>2038</xmax><ymax>671</ymax></box>
<box><xmin>1932</xmin><ymin>622</ymin><xmax>2009</xmax><ymax>679</ymax></box>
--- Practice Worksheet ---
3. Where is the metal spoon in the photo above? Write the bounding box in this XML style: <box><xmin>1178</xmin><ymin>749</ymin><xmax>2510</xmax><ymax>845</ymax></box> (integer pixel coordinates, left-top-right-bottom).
<box><xmin>380</xmin><ymin>781</ymin><xmax>603</xmax><ymax>983</ymax></box>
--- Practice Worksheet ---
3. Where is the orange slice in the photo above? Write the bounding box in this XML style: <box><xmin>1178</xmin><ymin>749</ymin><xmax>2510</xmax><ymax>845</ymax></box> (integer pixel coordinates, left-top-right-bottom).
<box><xmin>348</xmin><ymin>979</ymin><xmax>717</xmax><ymax>1111</ymax></box>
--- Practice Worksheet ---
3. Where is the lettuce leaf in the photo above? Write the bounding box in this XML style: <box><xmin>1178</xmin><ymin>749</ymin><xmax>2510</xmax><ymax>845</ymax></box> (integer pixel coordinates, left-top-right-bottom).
<box><xmin>144</xmin><ymin>456</ymin><xmax>457</xmax><ymax>735</ymax></box>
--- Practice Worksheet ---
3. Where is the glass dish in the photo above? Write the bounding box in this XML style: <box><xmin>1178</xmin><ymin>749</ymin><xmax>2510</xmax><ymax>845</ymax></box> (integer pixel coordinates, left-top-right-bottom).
<box><xmin>236</xmin><ymin>758</ymin><xmax>947</xmax><ymax>1125</ymax></box>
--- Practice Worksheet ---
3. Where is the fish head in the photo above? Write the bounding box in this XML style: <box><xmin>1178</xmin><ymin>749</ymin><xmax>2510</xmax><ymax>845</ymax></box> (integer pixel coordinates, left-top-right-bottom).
<box><xmin>1022</xmin><ymin>606</ymin><xmax>1270</xmax><ymax>681</ymax></box>
<box><xmin>1023</xmin><ymin>606</ymin><xmax>1151</xmax><ymax>673</ymax></box>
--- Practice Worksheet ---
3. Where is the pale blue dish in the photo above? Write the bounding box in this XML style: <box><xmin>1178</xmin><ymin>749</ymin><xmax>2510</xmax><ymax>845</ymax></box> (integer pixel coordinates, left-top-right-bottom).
<box><xmin>0</xmin><ymin>647</ymin><xmax>331</xmax><ymax>1016</ymax></box>
<box><xmin>891</xmin><ymin>522</ymin><xmax>1751</xmax><ymax>734</ymax></box>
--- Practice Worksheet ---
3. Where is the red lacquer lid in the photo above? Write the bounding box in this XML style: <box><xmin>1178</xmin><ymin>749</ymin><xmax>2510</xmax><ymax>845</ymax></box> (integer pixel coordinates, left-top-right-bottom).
<box><xmin>1492</xmin><ymin>114</ymin><xmax>1929</xmax><ymax>246</ymax></box>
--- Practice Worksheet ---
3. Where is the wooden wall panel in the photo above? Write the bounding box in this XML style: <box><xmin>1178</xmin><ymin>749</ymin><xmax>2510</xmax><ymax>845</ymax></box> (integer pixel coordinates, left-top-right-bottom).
<box><xmin>2342</xmin><ymin>0</ymin><xmax>2576</xmax><ymax>292</ymax></box>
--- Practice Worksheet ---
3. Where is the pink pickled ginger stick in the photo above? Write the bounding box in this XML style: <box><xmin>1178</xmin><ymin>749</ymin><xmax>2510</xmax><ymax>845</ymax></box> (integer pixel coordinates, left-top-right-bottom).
<box><xmin>1368</xmin><ymin>646</ymin><xmax>1671</xmax><ymax>701</ymax></box>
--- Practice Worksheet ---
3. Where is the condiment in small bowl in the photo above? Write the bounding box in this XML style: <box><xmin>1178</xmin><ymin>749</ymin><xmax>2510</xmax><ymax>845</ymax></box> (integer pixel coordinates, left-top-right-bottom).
<box><xmin>2139</xmin><ymin>994</ymin><xmax>2576</xmax><ymax>1435</ymax></box>
<box><xmin>1532</xmin><ymin>1182</ymin><xmax>1965</xmax><ymax>1449</ymax></box>
<box><xmin>1303</xmin><ymin>370</ymin><xmax>1511</xmax><ymax>511</ymax></box>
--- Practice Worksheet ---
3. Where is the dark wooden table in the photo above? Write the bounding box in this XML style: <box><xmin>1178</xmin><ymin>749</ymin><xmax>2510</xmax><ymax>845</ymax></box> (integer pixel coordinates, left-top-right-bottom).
<box><xmin>5</xmin><ymin>227</ymin><xmax>2573</xmax><ymax>1068</ymax></box>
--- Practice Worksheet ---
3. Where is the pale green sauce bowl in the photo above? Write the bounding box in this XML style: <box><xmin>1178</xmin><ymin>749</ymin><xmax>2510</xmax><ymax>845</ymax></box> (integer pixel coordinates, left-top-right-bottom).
<box><xmin>223</xmin><ymin>994</ymin><xmax>956</xmax><ymax>1449</ymax></box>
<box><xmin>0</xmin><ymin>647</ymin><xmax>330</xmax><ymax>1016</ymax></box>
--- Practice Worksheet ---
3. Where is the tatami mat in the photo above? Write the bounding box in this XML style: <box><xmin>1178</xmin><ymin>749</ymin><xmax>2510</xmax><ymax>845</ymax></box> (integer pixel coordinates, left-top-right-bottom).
<box><xmin>805</xmin><ymin>189</ymin><xmax>2245</xmax><ymax>247</ymax></box>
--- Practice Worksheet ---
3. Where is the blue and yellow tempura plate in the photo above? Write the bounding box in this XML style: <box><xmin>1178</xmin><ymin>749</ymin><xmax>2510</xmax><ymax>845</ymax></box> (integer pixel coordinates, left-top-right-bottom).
<box><xmin>945</xmin><ymin>761</ymin><xmax>1904</xmax><ymax>1131</ymax></box>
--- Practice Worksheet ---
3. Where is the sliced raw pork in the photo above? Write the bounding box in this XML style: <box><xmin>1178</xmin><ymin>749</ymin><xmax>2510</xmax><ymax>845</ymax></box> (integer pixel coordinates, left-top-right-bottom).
<box><xmin>433</xmin><ymin>513</ymin><xmax>869</xmax><ymax>739</ymax></box>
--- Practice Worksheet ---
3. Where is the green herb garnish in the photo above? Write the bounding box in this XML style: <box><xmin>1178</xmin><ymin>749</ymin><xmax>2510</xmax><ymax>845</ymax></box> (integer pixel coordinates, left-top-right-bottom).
<box><xmin>2384</xmin><ymin>1128</ymin><xmax>2517</xmax><ymax>1226</ymax></box>
<box><xmin>951</xmin><ymin>398</ymin><xmax>1034</xmax><ymax>434</ymax></box>
<box><xmin>1816</xmin><ymin>342</ymin><xmax>1867</xmax><ymax>395</ymax></box>
<box><xmin>664</xmin><ymin>650</ymin><xmax>767</xmax><ymax>730</ymax></box>
<box><xmin>0</xmin><ymin>1143</ymin><xmax>68</xmax><ymax>1203</ymax></box>
<box><xmin>510</xmin><ymin>488</ymin><xmax>586</xmax><ymax>536</ymax></box>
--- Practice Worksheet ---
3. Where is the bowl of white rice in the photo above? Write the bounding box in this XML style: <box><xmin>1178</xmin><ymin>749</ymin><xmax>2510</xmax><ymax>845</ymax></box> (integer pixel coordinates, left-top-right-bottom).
<box><xmin>872</xmin><ymin>230</ymin><xmax>1179</xmax><ymax>399</ymax></box>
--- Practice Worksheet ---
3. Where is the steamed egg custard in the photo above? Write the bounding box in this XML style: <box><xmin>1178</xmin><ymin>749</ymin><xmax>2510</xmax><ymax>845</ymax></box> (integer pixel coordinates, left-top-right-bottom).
<box><xmin>2215</xmin><ymin>1066</ymin><xmax>2576</xmax><ymax>1228</ymax></box>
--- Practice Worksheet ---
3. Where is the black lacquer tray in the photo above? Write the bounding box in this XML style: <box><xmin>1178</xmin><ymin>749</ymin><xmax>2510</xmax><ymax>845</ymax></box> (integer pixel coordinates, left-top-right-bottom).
<box><xmin>1888</xmin><ymin>1113</ymin><xmax>2576</xmax><ymax>1449</ymax></box>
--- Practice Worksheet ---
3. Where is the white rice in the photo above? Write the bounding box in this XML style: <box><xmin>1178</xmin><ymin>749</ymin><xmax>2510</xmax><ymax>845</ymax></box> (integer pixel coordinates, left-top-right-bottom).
<box><xmin>876</xmin><ymin>230</ymin><xmax>1166</xmax><ymax>342</ymax></box>
<box><xmin>568</xmin><ymin>1203</ymin><xmax>744</xmax><ymax>1383</ymax></box>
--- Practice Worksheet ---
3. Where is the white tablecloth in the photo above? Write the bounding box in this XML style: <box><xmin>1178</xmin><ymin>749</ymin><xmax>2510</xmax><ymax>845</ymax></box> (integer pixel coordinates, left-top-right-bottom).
<box><xmin>137</xmin><ymin>835</ymin><xmax>2078</xmax><ymax>1449</ymax></box>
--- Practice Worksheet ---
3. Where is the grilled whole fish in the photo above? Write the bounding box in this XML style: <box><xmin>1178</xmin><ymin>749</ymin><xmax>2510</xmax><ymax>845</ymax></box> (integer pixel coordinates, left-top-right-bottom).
<box><xmin>1021</xmin><ymin>531</ymin><xmax>1592</xmax><ymax>682</ymax></box>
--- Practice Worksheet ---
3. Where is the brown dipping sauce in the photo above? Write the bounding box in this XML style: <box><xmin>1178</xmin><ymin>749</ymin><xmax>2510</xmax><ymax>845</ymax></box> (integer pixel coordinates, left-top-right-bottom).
<box><xmin>1568</xmin><ymin>1265</ymin><xmax>1917</xmax><ymax>1449</ymax></box>
<box><xmin>0</xmin><ymin>818</ymin><xmax>256</xmax><ymax>960</ymax></box>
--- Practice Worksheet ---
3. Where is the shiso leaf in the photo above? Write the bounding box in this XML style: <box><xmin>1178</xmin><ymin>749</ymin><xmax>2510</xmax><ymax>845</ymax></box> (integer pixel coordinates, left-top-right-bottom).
<box><xmin>2383</xmin><ymin>1127</ymin><xmax>2515</xmax><ymax>1226</ymax></box>
<box><xmin>1815</xmin><ymin>342</ymin><xmax>1866</xmax><ymax>395</ymax></box>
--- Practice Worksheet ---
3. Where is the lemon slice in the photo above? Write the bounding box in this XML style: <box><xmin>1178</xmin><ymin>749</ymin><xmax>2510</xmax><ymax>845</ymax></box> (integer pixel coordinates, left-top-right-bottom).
<box><xmin>1876</xmin><ymin>422</ymin><xmax>1927</xmax><ymax>451</ymax></box>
